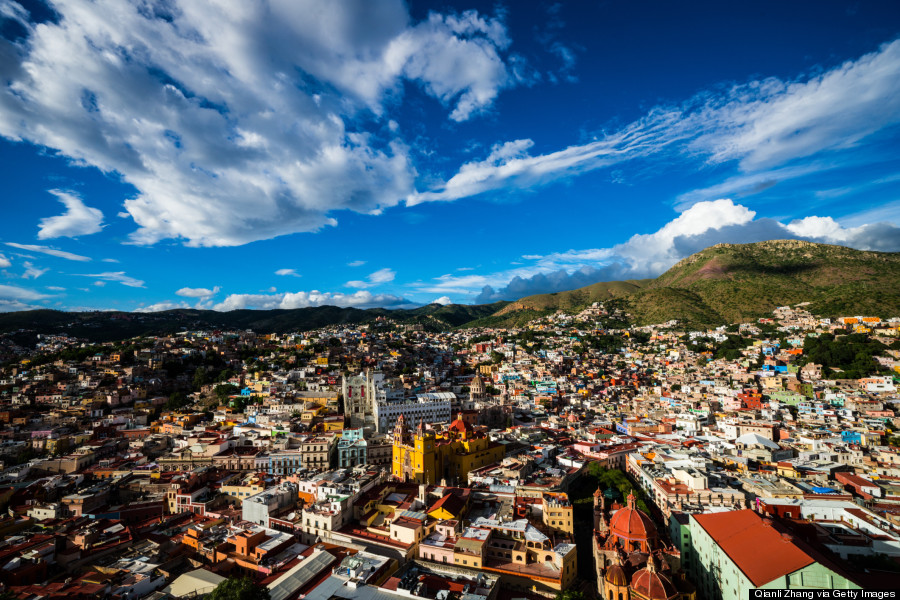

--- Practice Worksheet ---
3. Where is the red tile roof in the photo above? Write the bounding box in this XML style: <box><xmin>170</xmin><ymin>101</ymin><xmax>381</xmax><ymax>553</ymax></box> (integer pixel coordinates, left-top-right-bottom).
<box><xmin>692</xmin><ymin>510</ymin><xmax>814</xmax><ymax>586</ymax></box>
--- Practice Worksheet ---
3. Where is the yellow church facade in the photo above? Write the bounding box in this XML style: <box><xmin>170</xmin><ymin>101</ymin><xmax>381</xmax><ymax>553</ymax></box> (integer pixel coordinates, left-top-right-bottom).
<box><xmin>392</xmin><ymin>414</ymin><xmax>504</xmax><ymax>485</ymax></box>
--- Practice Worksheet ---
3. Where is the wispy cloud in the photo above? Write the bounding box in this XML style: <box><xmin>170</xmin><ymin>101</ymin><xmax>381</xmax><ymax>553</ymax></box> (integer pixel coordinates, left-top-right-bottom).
<box><xmin>0</xmin><ymin>283</ymin><xmax>51</xmax><ymax>312</ymax></box>
<box><xmin>175</xmin><ymin>286</ymin><xmax>220</xmax><ymax>298</ymax></box>
<box><xmin>411</xmin><ymin>39</ymin><xmax>900</xmax><ymax>206</ymax></box>
<box><xmin>347</xmin><ymin>260</ymin><xmax>367</xmax><ymax>267</ymax></box>
<box><xmin>21</xmin><ymin>261</ymin><xmax>48</xmax><ymax>279</ymax></box>
<box><xmin>4</xmin><ymin>243</ymin><xmax>91</xmax><ymax>262</ymax></box>
<box><xmin>37</xmin><ymin>190</ymin><xmax>104</xmax><ymax>239</ymax></box>
<box><xmin>74</xmin><ymin>271</ymin><xmax>145</xmax><ymax>288</ymax></box>
<box><xmin>346</xmin><ymin>267</ymin><xmax>396</xmax><ymax>289</ymax></box>
<box><xmin>275</xmin><ymin>269</ymin><xmax>301</xmax><ymax>277</ymax></box>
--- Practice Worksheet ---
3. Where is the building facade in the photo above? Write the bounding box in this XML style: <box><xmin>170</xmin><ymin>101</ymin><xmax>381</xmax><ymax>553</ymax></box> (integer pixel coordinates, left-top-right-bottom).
<box><xmin>391</xmin><ymin>414</ymin><xmax>504</xmax><ymax>486</ymax></box>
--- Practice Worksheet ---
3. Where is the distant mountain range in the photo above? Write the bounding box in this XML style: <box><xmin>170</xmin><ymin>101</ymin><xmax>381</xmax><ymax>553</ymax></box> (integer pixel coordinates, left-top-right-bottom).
<box><xmin>2</xmin><ymin>240</ymin><xmax>899</xmax><ymax>343</ymax></box>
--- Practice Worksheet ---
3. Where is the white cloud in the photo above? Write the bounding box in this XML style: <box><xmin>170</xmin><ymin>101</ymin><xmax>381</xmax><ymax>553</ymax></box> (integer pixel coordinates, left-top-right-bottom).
<box><xmin>0</xmin><ymin>1</ymin><xmax>521</xmax><ymax>247</ymax></box>
<box><xmin>213</xmin><ymin>289</ymin><xmax>409</xmax><ymax>311</ymax></box>
<box><xmin>347</xmin><ymin>260</ymin><xmax>367</xmax><ymax>267</ymax></box>
<box><xmin>0</xmin><ymin>254</ymin><xmax>10</xmax><ymax>268</ymax></box>
<box><xmin>346</xmin><ymin>267</ymin><xmax>396</xmax><ymax>288</ymax></box>
<box><xmin>135</xmin><ymin>301</ymin><xmax>190</xmax><ymax>313</ymax></box>
<box><xmin>690</xmin><ymin>41</ymin><xmax>900</xmax><ymax>171</ymax></box>
<box><xmin>175</xmin><ymin>286</ymin><xmax>220</xmax><ymax>298</ymax></box>
<box><xmin>46</xmin><ymin>286</ymin><xmax>66</xmax><ymax>291</ymax></box>
<box><xmin>21</xmin><ymin>261</ymin><xmax>48</xmax><ymax>279</ymax></box>
<box><xmin>93</xmin><ymin>281</ymin><xmax>106</xmax><ymax>287</ymax></box>
<box><xmin>101</xmin><ymin>258</ymin><xmax>120</xmax><ymax>263</ymax></box>
<box><xmin>74</xmin><ymin>271</ymin><xmax>145</xmax><ymax>288</ymax></box>
<box><xmin>431</xmin><ymin>296</ymin><xmax>453</xmax><ymax>305</ymax></box>
<box><xmin>37</xmin><ymin>190</ymin><xmax>104</xmax><ymax>239</ymax></box>
<box><xmin>0</xmin><ymin>283</ymin><xmax>52</xmax><ymax>311</ymax></box>
<box><xmin>275</xmin><ymin>269</ymin><xmax>301</xmax><ymax>277</ymax></box>
<box><xmin>4</xmin><ymin>243</ymin><xmax>91</xmax><ymax>262</ymax></box>
<box><xmin>418</xmin><ymin>199</ymin><xmax>900</xmax><ymax>303</ymax></box>
<box><xmin>412</xmin><ymin>39</ymin><xmax>900</xmax><ymax>205</ymax></box>
<box><xmin>0</xmin><ymin>284</ymin><xmax>50</xmax><ymax>301</ymax></box>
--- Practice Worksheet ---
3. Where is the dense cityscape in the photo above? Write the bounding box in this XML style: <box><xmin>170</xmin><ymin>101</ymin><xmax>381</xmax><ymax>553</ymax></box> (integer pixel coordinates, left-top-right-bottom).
<box><xmin>0</xmin><ymin>301</ymin><xmax>897</xmax><ymax>599</ymax></box>
<box><xmin>2</xmin><ymin>1</ymin><xmax>900</xmax><ymax>598</ymax></box>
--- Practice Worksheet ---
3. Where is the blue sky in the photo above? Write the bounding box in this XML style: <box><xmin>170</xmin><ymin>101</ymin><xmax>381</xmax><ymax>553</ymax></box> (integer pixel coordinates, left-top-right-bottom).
<box><xmin>1</xmin><ymin>0</ymin><xmax>899</xmax><ymax>312</ymax></box>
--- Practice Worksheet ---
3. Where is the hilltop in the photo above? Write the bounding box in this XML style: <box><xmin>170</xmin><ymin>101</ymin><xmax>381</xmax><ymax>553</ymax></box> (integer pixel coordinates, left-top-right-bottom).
<box><xmin>503</xmin><ymin>240</ymin><xmax>900</xmax><ymax>327</ymax></box>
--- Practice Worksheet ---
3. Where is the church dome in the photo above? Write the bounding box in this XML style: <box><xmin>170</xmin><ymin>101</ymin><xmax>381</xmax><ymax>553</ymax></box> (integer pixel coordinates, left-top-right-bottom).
<box><xmin>609</xmin><ymin>493</ymin><xmax>658</xmax><ymax>543</ymax></box>
<box><xmin>470</xmin><ymin>375</ymin><xmax>485</xmax><ymax>393</ymax></box>
<box><xmin>631</xmin><ymin>556</ymin><xmax>678</xmax><ymax>600</ymax></box>
<box><xmin>449</xmin><ymin>412</ymin><xmax>474</xmax><ymax>435</ymax></box>
<box><xmin>605</xmin><ymin>564</ymin><xmax>628</xmax><ymax>587</ymax></box>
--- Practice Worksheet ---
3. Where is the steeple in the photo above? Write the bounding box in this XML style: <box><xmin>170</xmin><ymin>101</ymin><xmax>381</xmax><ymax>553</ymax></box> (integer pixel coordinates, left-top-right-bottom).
<box><xmin>394</xmin><ymin>414</ymin><xmax>408</xmax><ymax>444</ymax></box>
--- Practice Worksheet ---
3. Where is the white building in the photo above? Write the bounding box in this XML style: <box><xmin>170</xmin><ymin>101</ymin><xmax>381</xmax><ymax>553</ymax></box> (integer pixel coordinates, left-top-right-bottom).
<box><xmin>374</xmin><ymin>393</ymin><xmax>453</xmax><ymax>432</ymax></box>
<box><xmin>242</xmin><ymin>482</ymin><xmax>298</xmax><ymax>526</ymax></box>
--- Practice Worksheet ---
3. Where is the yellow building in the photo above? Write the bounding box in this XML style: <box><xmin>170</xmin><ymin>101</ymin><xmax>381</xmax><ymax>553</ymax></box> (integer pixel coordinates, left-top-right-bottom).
<box><xmin>542</xmin><ymin>492</ymin><xmax>574</xmax><ymax>535</ymax></box>
<box><xmin>392</xmin><ymin>413</ymin><xmax>504</xmax><ymax>486</ymax></box>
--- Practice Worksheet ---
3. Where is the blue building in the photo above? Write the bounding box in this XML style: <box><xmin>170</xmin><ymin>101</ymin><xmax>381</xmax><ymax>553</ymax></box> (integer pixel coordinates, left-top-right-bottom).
<box><xmin>337</xmin><ymin>428</ymin><xmax>368</xmax><ymax>467</ymax></box>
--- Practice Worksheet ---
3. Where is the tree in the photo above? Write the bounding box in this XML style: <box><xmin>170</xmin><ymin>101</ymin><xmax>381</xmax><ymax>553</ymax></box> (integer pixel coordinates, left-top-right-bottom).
<box><xmin>207</xmin><ymin>577</ymin><xmax>270</xmax><ymax>600</ymax></box>
<box><xmin>555</xmin><ymin>590</ymin><xmax>586</xmax><ymax>600</ymax></box>
<box><xmin>214</xmin><ymin>384</ymin><xmax>239</xmax><ymax>402</ymax></box>
<box><xmin>165</xmin><ymin>391</ymin><xmax>190</xmax><ymax>411</ymax></box>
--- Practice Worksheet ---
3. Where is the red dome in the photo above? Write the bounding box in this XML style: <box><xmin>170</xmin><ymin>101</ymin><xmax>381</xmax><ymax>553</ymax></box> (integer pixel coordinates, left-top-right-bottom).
<box><xmin>449</xmin><ymin>412</ymin><xmax>474</xmax><ymax>434</ymax></box>
<box><xmin>631</xmin><ymin>568</ymin><xmax>678</xmax><ymax>600</ymax></box>
<box><xmin>609</xmin><ymin>494</ymin><xmax>658</xmax><ymax>543</ymax></box>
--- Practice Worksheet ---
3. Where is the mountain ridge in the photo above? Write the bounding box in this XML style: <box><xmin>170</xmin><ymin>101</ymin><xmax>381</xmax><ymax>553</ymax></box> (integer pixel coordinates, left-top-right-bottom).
<box><xmin>2</xmin><ymin>240</ymin><xmax>899</xmax><ymax>342</ymax></box>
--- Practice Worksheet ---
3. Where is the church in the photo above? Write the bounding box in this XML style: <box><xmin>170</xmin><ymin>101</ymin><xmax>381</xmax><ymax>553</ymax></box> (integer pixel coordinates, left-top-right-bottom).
<box><xmin>391</xmin><ymin>413</ymin><xmax>504</xmax><ymax>485</ymax></box>
<box><xmin>594</xmin><ymin>489</ymin><xmax>696</xmax><ymax>600</ymax></box>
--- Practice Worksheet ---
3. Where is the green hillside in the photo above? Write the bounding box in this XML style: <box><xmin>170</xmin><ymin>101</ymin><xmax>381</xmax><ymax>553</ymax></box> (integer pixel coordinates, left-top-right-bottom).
<box><xmin>494</xmin><ymin>240</ymin><xmax>900</xmax><ymax>327</ymax></box>
<box><xmin>493</xmin><ymin>279</ymin><xmax>651</xmax><ymax>315</ymax></box>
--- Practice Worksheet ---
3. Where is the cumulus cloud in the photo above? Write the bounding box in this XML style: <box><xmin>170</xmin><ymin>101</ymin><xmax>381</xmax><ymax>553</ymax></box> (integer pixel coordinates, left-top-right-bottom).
<box><xmin>4</xmin><ymin>243</ymin><xmax>90</xmax><ymax>262</ymax></box>
<box><xmin>452</xmin><ymin>199</ymin><xmax>900</xmax><ymax>303</ymax></box>
<box><xmin>0</xmin><ymin>254</ymin><xmax>10</xmax><ymax>268</ymax></box>
<box><xmin>431</xmin><ymin>296</ymin><xmax>453</xmax><ymax>305</ymax></box>
<box><xmin>74</xmin><ymin>271</ymin><xmax>145</xmax><ymax>288</ymax></box>
<box><xmin>37</xmin><ymin>190</ymin><xmax>104</xmax><ymax>239</ymax></box>
<box><xmin>175</xmin><ymin>286</ymin><xmax>220</xmax><ymax>298</ymax></box>
<box><xmin>346</xmin><ymin>267</ymin><xmax>396</xmax><ymax>288</ymax></box>
<box><xmin>212</xmin><ymin>289</ymin><xmax>410</xmax><ymax>311</ymax></box>
<box><xmin>275</xmin><ymin>269</ymin><xmax>301</xmax><ymax>277</ymax></box>
<box><xmin>413</xmin><ymin>39</ymin><xmax>900</xmax><ymax>205</ymax></box>
<box><xmin>0</xmin><ymin>1</ymin><xmax>521</xmax><ymax>247</ymax></box>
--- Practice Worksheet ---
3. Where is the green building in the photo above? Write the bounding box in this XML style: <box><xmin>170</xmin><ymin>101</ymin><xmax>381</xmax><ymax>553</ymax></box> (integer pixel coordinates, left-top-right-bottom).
<box><xmin>684</xmin><ymin>510</ymin><xmax>860</xmax><ymax>599</ymax></box>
